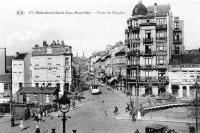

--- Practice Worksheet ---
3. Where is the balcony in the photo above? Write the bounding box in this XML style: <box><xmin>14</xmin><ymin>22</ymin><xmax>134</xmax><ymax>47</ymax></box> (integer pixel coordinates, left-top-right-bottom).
<box><xmin>143</xmin><ymin>38</ymin><xmax>153</xmax><ymax>43</ymax></box>
<box><xmin>140</xmin><ymin>22</ymin><xmax>156</xmax><ymax>27</ymax></box>
<box><xmin>156</xmin><ymin>50</ymin><xmax>167</xmax><ymax>55</ymax></box>
<box><xmin>173</xmin><ymin>27</ymin><xmax>182</xmax><ymax>32</ymax></box>
<box><xmin>140</xmin><ymin>50</ymin><xmax>156</xmax><ymax>56</ymax></box>
<box><xmin>130</xmin><ymin>38</ymin><xmax>140</xmax><ymax>43</ymax></box>
<box><xmin>127</xmin><ymin>50</ymin><xmax>140</xmax><ymax>56</ymax></box>
<box><xmin>155</xmin><ymin>64</ymin><xmax>168</xmax><ymax>69</ymax></box>
<box><xmin>130</xmin><ymin>26</ymin><xmax>140</xmax><ymax>32</ymax></box>
<box><xmin>156</xmin><ymin>24</ymin><xmax>167</xmax><ymax>30</ymax></box>
<box><xmin>139</xmin><ymin>76</ymin><xmax>169</xmax><ymax>82</ymax></box>
<box><xmin>156</xmin><ymin>37</ymin><xmax>167</xmax><ymax>42</ymax></box>
<box><xmin>127</xmin><ymin>64</ymin><xmax>140</xmax><ymax>69</ymax></box>
<box><xmin>173</xmin><ymin>38</ymin><xmax>182</xmax><ymax>44</ymax></box>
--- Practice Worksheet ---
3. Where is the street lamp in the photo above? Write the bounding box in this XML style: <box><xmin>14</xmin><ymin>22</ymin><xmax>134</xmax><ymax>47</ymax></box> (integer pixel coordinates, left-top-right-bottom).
<box><xmin>59</xmin><ymin>94</ymin><xmax>70</xmax><ymax>133</ymax></box>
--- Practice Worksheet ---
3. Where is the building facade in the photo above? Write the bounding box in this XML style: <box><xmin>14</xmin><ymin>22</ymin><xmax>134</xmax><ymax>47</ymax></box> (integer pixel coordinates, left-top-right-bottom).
<box><xmin>169</xmin><ymin>54</ymin><xmax>200</xmax><ymax>99</ymax></box>
<box><xmin>125</xmin><ymin>2</ymin><xmax>184</xmax><ymax>96</ymax></box>
<box><xmin>31</xmin><ymin>41</ymin><xmax>72</xmax><ymax>95</ymax></box>
<box><xmin>17</xmin><ymin>87</ymin><xmax>58</xmax><ymax>104</ymax></box>
<box><xmin>12</xmin><ymin>53</ymin><xmax>32</xmax><ymax>94</ymax></box>
<box><xmin>0</xmin><ymin>48</ymin><xmax>6</xmax><ymax>75</ymax></box>
<box><xmin>172</xmin><ymin>16</ymin><xmax>184</xmax><ymax>55</ymax></box>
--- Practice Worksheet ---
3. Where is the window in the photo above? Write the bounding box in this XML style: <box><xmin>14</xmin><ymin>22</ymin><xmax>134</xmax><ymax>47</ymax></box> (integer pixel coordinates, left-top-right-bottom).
<box><xmin>145</xmin><ymin>71</ymin><xmax>151</xmax><ymax>77</ymax></box>
<box><xmin>129</xmin><ymin>56</ymin><xmax>138</xmax><ymax>65</ymax></box>
<box><xmin>35</xmin><ymin>64</ymin><xmax>39</xmax><ymax>66</ymax></box>
<box><xmin>156</xmin><ymin>31</ymin><xmax>167</xmax><ymax>39</ymax></box>
<box><xmin>57</xmin><ymin>76</ymin><xmax>60</xmax><ymax>78</ymax></box>
<box><xmin>158</xmin><ymin>70</ymin><xmax>166</xmax><ymax>77</ymax></box>
<box><xmin>65</xmin><ymin>58</ymin><xmax>69</xmax><ymax>65</ymax></box>
<box><xmin>33</xmin><ymin>95</ymin><xmax>38</xmax><ymax>103</ymax></box>
<box><xmin>145</xmin><ymin>30</ymin><xmax>151</xmax><ymax>39</ymax></box>
<box><xmin>175</xmin><ymin>22</ymin><xmax>179</xmax><ymax>29</ymax></box>
<box><xmin>145</xmin><ymin>45</ymin><xmax>151</xmax><ymax>54</ymax></box>
<box><xmin>19</xmin><ymin>72</ymin><xmax>23</xmax><ymax>80</ymax></box>
<box><xmin>23</xmin><ymin>95</ymin><xmax>26</xmax><ymax>103</ymax></box>
<box><xmin>35</xmin><ymin>83</ymin><xmax>39</xmax><ymax>87</ymax></box>
<box><xmin>129</xmin><ymin>70</ymin><xmax>136</xmax><ymax>78</ymax></box>
<box><xmin>19</xmin><ymin>83</ymin><xmax>23</xmax><ymax>88</ymax></box>
<box><xmin>41</xmin><ymin>83</ymin><xmax>45</xmax><ymax>87</ymax></box>
<box><xmin>157</xmin><ymin>56</ymin><xmax>166</xmax><ymax>65</ymax></box>
<box><xmin>47</xmin><ymin>83</ymin><xmax>51</xmax><ymax>87</ymax></box>
<box><xmin>26</xmin><ymin>95</ymin><xmax>30</xmax><ymax>103</ymax></box>
<box><xmin>35</xmin><ymin>75</ymin><xmax>39</xmax><ymax>78</ymax></box>
<box><xmin>157</xmin><ymin>43</ymin><xmax>166</xmax><ymax>51</ymax></box>
<box><xmin>145</xmin><ymin>58</ymin><xmax>152</xmax><ymax>65</ymax></box>
<box><xmin>56</xmin><ymin>83</ymin><xmax>60</xmax><ymax>91</ymax></box>
<box><xmin>156</xmin><ymin>18</ymin><xmax>166</xmax><ymax>25</ymax></box>
<box><xmin>46</xmin><ymin>94</ymin><xmax>50</xmax><ymax>103</ymax></box>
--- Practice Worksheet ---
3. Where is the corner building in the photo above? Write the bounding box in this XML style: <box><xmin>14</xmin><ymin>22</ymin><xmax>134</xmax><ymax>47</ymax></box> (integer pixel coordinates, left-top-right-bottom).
<box><xmin>31</xmin><ymin>41</ymin><xmax>72</xmax><ymax>95</ymax></box>
<box><xmin>125</xmin><ymin>2</ymin><xmax>184</xmax><ymax>96</ymax></box>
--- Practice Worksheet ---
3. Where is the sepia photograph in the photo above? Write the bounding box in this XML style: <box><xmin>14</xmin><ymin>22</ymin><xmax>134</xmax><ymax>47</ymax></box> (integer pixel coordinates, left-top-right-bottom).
<box><xmin>0</xmin><ymin>0</ymin><xmax>200</xmax><ymax>133</ymax></box>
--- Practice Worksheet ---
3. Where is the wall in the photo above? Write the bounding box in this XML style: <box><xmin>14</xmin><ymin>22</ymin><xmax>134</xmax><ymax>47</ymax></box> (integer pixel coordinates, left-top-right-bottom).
<box><xmin>0</xmin><ymin>48</ymin><xmax>6</xmax><ymax>75</ymax></box>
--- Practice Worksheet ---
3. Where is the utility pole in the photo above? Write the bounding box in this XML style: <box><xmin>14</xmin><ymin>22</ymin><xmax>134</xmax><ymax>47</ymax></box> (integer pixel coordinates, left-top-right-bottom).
<box><xmin>194</xmin><ymin>82</ymin><xmax>199</xmax><ymax>133</ymax></box>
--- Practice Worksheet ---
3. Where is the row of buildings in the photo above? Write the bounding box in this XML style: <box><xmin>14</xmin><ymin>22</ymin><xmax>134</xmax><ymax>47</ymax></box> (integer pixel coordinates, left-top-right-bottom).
<box><xmin>90</xmin><ymin>2</ymin><xmax>200</xmax><ymax>99</ymax></box>
<box><xmin>0</xmin><ymin>40</ymin><xmax>74</xmax><ymax>104</ymax></box>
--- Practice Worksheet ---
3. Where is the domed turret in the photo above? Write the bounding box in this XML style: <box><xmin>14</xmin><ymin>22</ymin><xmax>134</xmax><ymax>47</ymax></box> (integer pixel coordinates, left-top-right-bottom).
<box><xmin>132</xmin><ymin>1</ymin><xmax>148</xmax><ymax>16</ymax></box>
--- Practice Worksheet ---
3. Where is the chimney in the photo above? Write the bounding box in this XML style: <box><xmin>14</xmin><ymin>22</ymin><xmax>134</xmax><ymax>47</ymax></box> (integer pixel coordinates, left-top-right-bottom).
<box><xmin>43</xmin><ymin>40</ymin><xmax>47</xmax><ymax>46</ymax></box>
<box><xmin>16</xmin><ymin>52</ymin><xmax>19</xmax><ymax>56</ymax></box>
<box><xmin>154</xmin><ymin>3</ymin><xmax>158</xmax><ymax>15</ymax></box>
<box><xmin>61</xmin><ymin>40</ymin><xmax>65</xmax><ymax>46</ymax></box>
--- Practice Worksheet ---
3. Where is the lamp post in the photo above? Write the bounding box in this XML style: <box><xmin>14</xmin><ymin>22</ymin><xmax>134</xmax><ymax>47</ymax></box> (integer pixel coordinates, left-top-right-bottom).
<box><xmin>193</xmin><ymin>82</ymin><xmax>199</xmax><ymax>133</ymax></box>
<box><xmin>59</xmin><ymin>94</ymin><xmax>70</xmax><ymax>133</ymax></box>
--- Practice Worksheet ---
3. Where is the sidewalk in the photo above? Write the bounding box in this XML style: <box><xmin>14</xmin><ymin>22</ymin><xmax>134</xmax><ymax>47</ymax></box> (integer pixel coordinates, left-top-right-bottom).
<box><xmin>0</xmin><ymin>101</ymin><xmax>85</xmax><ymax>126</ymax></box>
<box><xmin>115</xmin><ymin>112</ymin><xmax>195</xmax><ymax>124</ymax></box>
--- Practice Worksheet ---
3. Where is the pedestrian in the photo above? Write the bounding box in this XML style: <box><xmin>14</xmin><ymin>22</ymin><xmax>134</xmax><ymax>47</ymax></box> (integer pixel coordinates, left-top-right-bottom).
<box><xmin>19</xmin><ymin>118</ymin><xmax>24</xmax><ymax>130</ymax></box>
<box><xmin>11</xmin><ymin>116</ymin><xmax>15</xmax><ymax>127</ymax></box>
<box><xmin>137</xmin><ymin>110</ymin><xmax>141</xmax><ymax>121</ymax></box>
<box><xmin>114</xmin><ymin>106</ymin><xmax>118</xmax><ymax>115</ymax></box>
<box><xmin>35</xmin><ymin>126</ymin><xmax>40</xmax><ymax>133</ymax></box>
<box><xmin>38</xmin><ymin>113</ymin><xmax>41</xmax><ymax>121</ymax></box>
<box><xmin>135</xmin><ymin>129</ymin><xmax>140</xmax><ymax>133</ymax></box>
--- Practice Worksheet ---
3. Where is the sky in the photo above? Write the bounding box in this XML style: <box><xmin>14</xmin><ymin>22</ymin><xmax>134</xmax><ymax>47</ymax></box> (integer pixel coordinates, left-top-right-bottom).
<box><xmin>0</xmin><ymin>0</ymin><xmax>200</xmax><ymax>57</ymax></box>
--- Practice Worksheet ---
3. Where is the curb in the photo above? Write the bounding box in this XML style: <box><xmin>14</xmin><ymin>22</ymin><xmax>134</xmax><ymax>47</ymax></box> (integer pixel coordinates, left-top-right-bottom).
<box><xmin>115</xmin><ymin>115</ymin><xmax>195</xmax><ymax>124</ymax></box>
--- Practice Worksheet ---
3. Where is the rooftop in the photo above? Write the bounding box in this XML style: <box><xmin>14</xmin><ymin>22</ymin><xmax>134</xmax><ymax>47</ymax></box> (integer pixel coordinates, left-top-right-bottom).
<box><xmin>169</xmin><ymin>54</ymin><xmax>200</xmax><ymax>65</ymax></box>
<box><xmin>14</xmin><ymin>53</ymin><xmax>27</xmax><ymax>60</ymax></box>
<box><xmin>132</xmin><ymin>2</ymin><xmax>170</xmax><ymax>18</ymax></box>
<box><xmin>17</xmin><ymin>87</ymin><xmax>58</xmax><ymax>95</ymax></box>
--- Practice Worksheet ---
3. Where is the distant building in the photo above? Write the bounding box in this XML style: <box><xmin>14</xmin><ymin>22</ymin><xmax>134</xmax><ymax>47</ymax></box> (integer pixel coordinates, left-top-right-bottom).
<box><xmin>185</xmin><ymin>48</ymin><xmax>200</xmax><ymax>55</ymax></box>
<box><xmin>0</xmin><ymin>48</ymin><xmax>6</xmax><ymax>75</ymax></box>
<box><xmin>6</xmin><ymin>56</ymin><xmax>15</xmax><ymax>73</ymax></box>
<box><xmin>17</xmin><ymin>87</ymin><xmax>58</xmax><ymax>104</ymax></box>
<box><xmin>169</xmin><ymin>54</ymin><xmax>200</xmax><ymax>99</ymax></box>
<box><xmin>31</xmin><ymin>40</ymin><xmax>72</xmax><ymax>95</ymax></box>
<box><xmin>12</xmin><ymin>52</ymin><xmax>32</xmax><ymax>94</ymax></box>
<box><xmin>0</xmin><ymin>73</ymin><xmax>12</xmax><ymax>103</ymax></box>
<box><xmin>172</xmin><ymin>16</ymin><xmax>184</xmax><ymax>56</ymax></box>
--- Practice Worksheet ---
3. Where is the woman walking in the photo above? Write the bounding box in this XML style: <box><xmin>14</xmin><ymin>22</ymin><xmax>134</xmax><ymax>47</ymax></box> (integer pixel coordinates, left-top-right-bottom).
<box><xmin>19</xmin><ymin>118</ymin><xmax>24</xmax><ymax>130</ymax></box>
